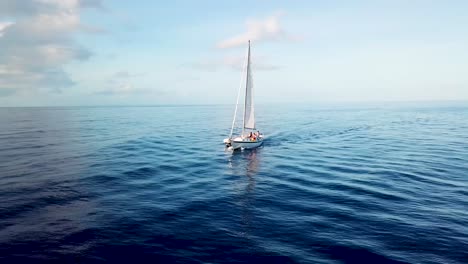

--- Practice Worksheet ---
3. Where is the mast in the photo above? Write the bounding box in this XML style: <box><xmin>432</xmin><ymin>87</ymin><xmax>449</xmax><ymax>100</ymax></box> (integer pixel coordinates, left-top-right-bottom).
<box><xmin>229</xmin><ymin>42</ymin><xmax>249</xmax><ymax>138</ymax></box>
<box><xmin>242</xmin><ymin>40</ymin><xmax>251</xmax><ymax>136</ymax></box>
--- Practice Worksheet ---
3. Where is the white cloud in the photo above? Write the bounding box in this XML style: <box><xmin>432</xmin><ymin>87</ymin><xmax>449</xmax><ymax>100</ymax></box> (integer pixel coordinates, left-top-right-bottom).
<box><xmin>97</xmin><ymin>83</ymin><xmax>137</xmax><ymax>95</ymax></box>
<box><xmin>190</xmin><ymin>55</ymin><xmax>280</xmax><ymax>71</ymax></box>
<box><xmin>95</xmin><ymin>83</ymin><xmax>158</xmax><ymax>96</ymax></box>
<box><xmin>0</xmin><ymin>21</ymin><xmax>13</xmax><ymax>37</ymax></box>
<box><xmin>0</xmin><ymin>0</ymin><xmax>102</xmax><ymax>96</ymax></box>
<box><xmin>94</xmin><ymin>71</ymin><xmax>155</xmax><ymax>95</ymax></box>
<box><xmin>112</xmin><ymin>70</ymin><xmax>145</xmax><ymax>79</ymax></box>
<box><xmin>78</xmin><ymin>0</ymin><xmax>105</xmax><ymax>10</ymax></box>
<box><xmin>222</xmin><ymin>55</ymin><xmax>280</xmax><ymax>71</ymax></box>
<box><xmin>217</xmin><ymin>12</ymin><xmax>296</xmax><ymax>49</ymax></box>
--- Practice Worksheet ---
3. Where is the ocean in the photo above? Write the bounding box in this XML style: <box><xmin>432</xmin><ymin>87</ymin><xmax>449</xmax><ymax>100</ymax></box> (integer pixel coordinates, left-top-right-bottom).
<box><xmin>0</xmin><ymin>104</ymin><xmax>467</xmax><ymax>263</ymax></box>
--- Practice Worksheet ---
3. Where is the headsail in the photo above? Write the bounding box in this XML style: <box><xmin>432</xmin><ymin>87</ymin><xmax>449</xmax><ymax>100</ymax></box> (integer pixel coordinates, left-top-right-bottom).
<box><xmin>243</xmin><ymin>40</ymin><xmax>255</xmax><ymax>130</ymax></box>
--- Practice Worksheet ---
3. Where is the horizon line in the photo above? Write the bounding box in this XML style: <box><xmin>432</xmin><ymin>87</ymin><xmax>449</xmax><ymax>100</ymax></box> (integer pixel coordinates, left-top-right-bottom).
<box><xmin>1</xmin><ymin>100</ymin><xmax>467</xmax><ymax>108</ymax></box>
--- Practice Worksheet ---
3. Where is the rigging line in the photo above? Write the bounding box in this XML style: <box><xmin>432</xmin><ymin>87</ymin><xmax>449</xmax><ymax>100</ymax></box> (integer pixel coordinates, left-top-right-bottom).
<box><xmin>229</xmin><ymin>42</ymin><xmax>249</xmax><ymax>138</ymax></box>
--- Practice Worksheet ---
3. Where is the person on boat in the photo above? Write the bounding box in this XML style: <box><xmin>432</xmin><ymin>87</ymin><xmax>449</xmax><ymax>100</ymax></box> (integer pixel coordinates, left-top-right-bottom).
<box><xmin>246</xmin><ymin>131</ymin><xmax>254</xmax><ymax>141</ymax></box>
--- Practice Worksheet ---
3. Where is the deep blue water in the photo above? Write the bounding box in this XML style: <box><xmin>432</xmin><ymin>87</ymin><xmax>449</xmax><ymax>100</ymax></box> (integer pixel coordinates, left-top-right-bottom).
<box><xmin>0</xmin><ymin>104</ymin><xmax>467</xmax><ymax>263</ymax></box>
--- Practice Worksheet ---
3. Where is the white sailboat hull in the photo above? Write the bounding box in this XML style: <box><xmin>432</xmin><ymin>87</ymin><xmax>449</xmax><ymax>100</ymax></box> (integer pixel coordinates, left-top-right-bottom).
<box><xmin>231</xmin><ymin>139</ymin><xmax>263</xmax><ymax>150</ymax></box>
<box><xmin>225</xmin><ymin>137</ymin><xmax>264</xmax><ymax>150</ymax></box>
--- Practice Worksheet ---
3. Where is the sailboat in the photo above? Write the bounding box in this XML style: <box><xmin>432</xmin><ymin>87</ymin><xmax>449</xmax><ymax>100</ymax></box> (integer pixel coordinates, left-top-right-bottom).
<box><xmin>224</xmin><ymin>40</ymin><xmax>264</xmax><ymax>150</ymax></box>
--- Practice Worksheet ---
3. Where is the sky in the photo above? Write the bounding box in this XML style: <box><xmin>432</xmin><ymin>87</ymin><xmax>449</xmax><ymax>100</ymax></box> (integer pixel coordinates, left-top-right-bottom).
<box><xmin>0</xmin><ymin>0</ymin><xmax>467</xmax><ymax>106</ymax></box>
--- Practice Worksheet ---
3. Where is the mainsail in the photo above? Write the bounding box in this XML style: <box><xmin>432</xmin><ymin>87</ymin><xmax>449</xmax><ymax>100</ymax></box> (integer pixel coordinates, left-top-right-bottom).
<box><xmin>243</xmin><ymin>40</ymin><xmax>255</xmax><ymax>130</ymax></box>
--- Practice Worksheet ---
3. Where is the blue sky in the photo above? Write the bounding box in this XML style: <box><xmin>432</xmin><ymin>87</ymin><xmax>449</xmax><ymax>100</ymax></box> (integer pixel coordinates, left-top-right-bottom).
<box><xmin>0</xmin><ymin>0</ymin><xmax>467</xmax><ymax>106</ymax></box>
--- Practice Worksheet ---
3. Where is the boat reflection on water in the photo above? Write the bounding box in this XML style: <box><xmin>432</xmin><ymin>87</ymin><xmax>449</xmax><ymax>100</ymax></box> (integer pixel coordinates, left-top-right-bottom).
<box><xmin>227</xmin><ymin>148</ymin><xmax>261</xmax><ymax>238</ymax></box>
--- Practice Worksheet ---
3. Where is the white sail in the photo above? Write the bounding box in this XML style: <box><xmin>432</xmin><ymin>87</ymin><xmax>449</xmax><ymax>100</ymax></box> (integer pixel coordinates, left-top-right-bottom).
<box><xmin>243</xmin><ymin>41</ymin><xmax>255</xmax><ymax>130</ymax></box>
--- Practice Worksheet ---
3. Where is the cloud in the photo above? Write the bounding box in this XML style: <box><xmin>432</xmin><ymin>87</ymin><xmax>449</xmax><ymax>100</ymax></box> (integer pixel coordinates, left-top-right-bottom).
<box><xmin>217</xmin><ymin>11</ymin><xmax>296</xmax><ymax>49</ymax></box>
<box><xmin>80</xmin><ymin>24</ymin><xmax>108</xmax><ymax>34</ymax></box>
<box><xmin>95</xmin><ymin>83</ymin><xmax>160</xmax><ymax>96</ymax></box>
<box><xmin>222</xmin><ymin>55</ymin><xmax>280</xmax><ymax>71</ymax></box>
<box><xmin>95</xmin><ymin>83</ymin><xmax>148</xmax><ymax>95</ymax></box>
<box><xmin>0</xmin><ymin>21</ymin><xmax>13</xmax><ymax>37</ymax></box>
<box><xmin>0</xmin><ymin>0</ymin><xmax>104</xmax><ymax>17</ymax></box>
<box><xmin>78</xmin><ymin>0</ymin><xmax>105</xmax><ymax>10</ymax></box>
<box><xmin>0</xmin><ymin>0</ymin><xmax>103</xmax><ymax>96</ymax></box>
<box><xmin>112</xmin><ymin>70</ymin><xmax>145</xmax><ymax>79</ymax></box>
<box><xmin>189</xmin><ymin>55</ymin><xmax>280</xmax><ymax>71</ymax></box>
<box><xmin>95</xmin><ymin>71</ymin><xmax>156</xmax><ymax>95</ymax></box>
